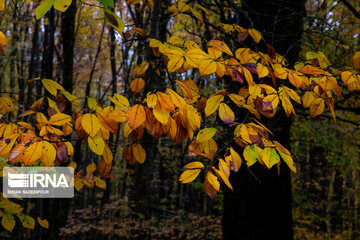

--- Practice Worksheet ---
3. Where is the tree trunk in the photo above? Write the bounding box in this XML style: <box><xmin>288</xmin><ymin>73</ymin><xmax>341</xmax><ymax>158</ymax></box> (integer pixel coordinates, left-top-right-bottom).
<box><xmin>222</xmin><ymin>1</ymin><xmax>305</xmax><ymax>239</ymax></box>
<box><xmin>61</xmin><ymin>0</ymin><xmax>77</xmax><ymax>93</ymax></box>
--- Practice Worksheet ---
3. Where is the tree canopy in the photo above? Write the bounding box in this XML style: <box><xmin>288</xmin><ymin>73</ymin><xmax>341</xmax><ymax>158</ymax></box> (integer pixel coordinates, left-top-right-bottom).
<box><xmin>0</xmin><ymin>0</ymin><xmax>359</xmax><ymax>239</ymax></box>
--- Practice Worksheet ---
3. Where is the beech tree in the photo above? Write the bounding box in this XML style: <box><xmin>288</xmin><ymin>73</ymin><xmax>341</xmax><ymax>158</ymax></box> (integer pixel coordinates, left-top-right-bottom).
<box><xmin>0</xmin><ymin>0</ymin><xmax>359</xmax><ymax>239</ymax></box>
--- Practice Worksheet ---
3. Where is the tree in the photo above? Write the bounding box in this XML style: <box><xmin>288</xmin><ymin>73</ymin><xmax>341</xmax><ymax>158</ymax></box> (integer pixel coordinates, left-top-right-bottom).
<box><xmin>0</xmin><ymin>0</ymin><xmax>359</xmax><ymax>238</ymax></box>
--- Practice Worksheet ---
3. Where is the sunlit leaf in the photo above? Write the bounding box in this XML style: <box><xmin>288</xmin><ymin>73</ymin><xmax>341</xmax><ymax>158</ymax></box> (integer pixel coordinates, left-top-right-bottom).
<box><xmin>179</xmin><ymin>169</ymin><xmax>201</xmax><ymax>183</ymax></box>
<box><xmin>88</xmin><ymin>135</ymin><xmax>105</xmax><ymax>155</ymax></box>
<box><xmin>130</xmin><ymin>78</ymin><xmax>145</xmax><ymax>94</ymax></box>
<box><xmin>126</xmin><ymin>104</ymin><xmax>146</xmax><ymax>129</ymax></box>
<box><xmin>218</xmin><ymin>102</ymin><xmax>235</xmax><ymax>123</ymax></box>
<box><xmin>196</xmin><ymin>128</ymin><xmax>217</xmax><ymax>143</ymax></box>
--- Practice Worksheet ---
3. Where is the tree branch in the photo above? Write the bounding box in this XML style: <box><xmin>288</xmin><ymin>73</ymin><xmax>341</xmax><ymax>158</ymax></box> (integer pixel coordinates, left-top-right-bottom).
<box><xmin>339</xmin><ymin>0</ymin><xmax>360</xmax><ymax>20</ymax></box>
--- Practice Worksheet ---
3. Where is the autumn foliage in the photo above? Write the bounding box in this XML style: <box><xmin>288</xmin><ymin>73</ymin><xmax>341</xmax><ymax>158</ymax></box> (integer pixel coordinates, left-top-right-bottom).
<box><xmin>0</xmin><ymin>0</ymin><xmax>360</xmax><ymax>234</ymax></box>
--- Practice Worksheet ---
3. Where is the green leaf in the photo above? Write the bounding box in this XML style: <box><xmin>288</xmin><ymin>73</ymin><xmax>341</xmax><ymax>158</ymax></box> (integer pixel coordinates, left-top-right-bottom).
<box><xmin>243</xmin><ymin>145</ymin><xmax>258</xmax><ymax>167</ymax></box>
<box><xmin>2</xmin><ymin>213</ymin><xmax>15</xmax><ymax>232</ymax></box>
<box><xmin>104</xmin><ymin>9</ymin><xmax>124</xmax><ymax>33</ymax></box>
<box><xmin>35</xmin><ymin>0</ymin><xmax>55</xmax><ymax>20</ymax></box>
<box><xmin>97</xmin><ymin>0</ymin><xmax>114</xmax><ymax>8</ymax></box>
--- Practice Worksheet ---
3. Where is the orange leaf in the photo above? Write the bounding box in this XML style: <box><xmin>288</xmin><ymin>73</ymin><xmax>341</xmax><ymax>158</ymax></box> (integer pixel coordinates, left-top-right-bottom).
<box><xmin>132</xmin><ymin>143</ymin><xmax>146</xmax><ymax>164</ymax></box>
<box><xmin>126</xmin><ymin>104</ymin><xmax>146</xmax><ymax>129</ymax></box>
<box><xmin>184</xmin><ymin>161</ymin><xmax>204</xmax><ymax>169</ymax></box>
<box><xmin>156</xmin><ymin>92</ymin><xmax>175</xmax><ymax>111</ymax></box>
<box><xmin>248</xmin><ymin>28</ymin><xmax>262</xmax><ymax>43</ymax></box>
<box><xmin>209</xmin><ymin>40</ymin><xmax>233</xmax><ymax>56</ymax></box>
<box><xmin>179</xmin><ymin>169</ymin><xmax>201</xmax><ymax>183</ymax></box>
<box><xmin>130</xmin><ymin>78</ymin><xmax>145</xmax><ymax>94</ymax></box>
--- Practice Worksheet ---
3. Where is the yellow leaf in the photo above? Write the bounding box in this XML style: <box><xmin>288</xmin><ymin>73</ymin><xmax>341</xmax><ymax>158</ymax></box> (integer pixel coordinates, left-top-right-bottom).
<box><xmin>0</xmin><ymin>134</ymin><xmax>18</xmax><ymax>157</ymax></box>
<box><xmin>248</xmin><ymin>28</ymin><xmax>262</xmax><ymax>43</ymax></box>
<box><xmin>204</xmin><ymin>138</ymin><xmax>217</xmax><ymax>159</ymax></box>
<box><xmin>54</xmin><ymin>0</ymin><xmax>71</xmax><ymax>12</ymax></box>
<box><xmin>37</xmin><ymin>217</ymin><xmax>49</xmax><ymax>229</ymax></box>
<box><xmin>179</xmin><ymin>169</ymin><xmax>201</xmax><ymax>183</ymax></box>
<box><xmin>153</xmin><ymin>103</ymin><xmax>170</xmax><ymax>125</ymax></box>
<box><xmin>94</xmin><ymin>176</ymin><xmax>106</xmax><ymax>189</ymax></box>
<box><xmin>36</xmin><ymin>112</ymin><xmax>48</xmax><ymax>129</ymax></box>
<box><xmin>86</xmin><ymin>162</ymin><xmax>96</xmax><ymax>174</ymax></box>
<box><xmin>280</xmin><ymin>86</ymin><xmax>301</xmax><ymax>104</ymax></box>
<box><xmin>182</xmin><ymin>80</ymin><xmax>200</xmax><ymax>102</ymax></box>
<box><xmin>218</xmin><ymin>102</ymin><xmax>235</xmax><ymax>123</ymax></box>
<box><xmin>130</xmin><ymin>78</ymin><xmax>145</xmax><ymax>94</ymax></box>
<box><xmin>146</xmin><ymin>93</ymin><xmax>158</xmax><ymax>108</ymax></box>
<box><xmin>87</xmin><ymin>97</ymin><xmax>102</xmax><ymax>112</ymax></box>
<box><xmin>23</xmin><ymin>141</ymin><xmax>43</xmax><ymax>165</ymax></box>
<box><xmin>82</xmin><ymin>113</ymin><xmax>101</xmax><ymax>137</ymax></box>
<box><xmin>184</xmin><ymin>161</ymin><xmax>204</xmax><ymax>169</ymax></box>
<box><xmin>205</xmin><ymin>171</ymin><xmax>220</xmax><ymax>191</ymax></box>
<box><xmin>279</xmin><ymin>94</ymin><xmax>294</xmax><ymax>117</ymax></box>
<box><xmin>167</xmin><ymin>56</ymin><xmax>184</xmax><ymax>73</ymax></box>
<box><xmin>341</xmin><ymin>71</ymin><xmax>357</xmax><ymax>85</ymax></box>
<box><xmin>47</xmin><ymin>98</ymin><xmax>60</xmax><ymax>113</ymax></box>
<box><xmin>166</xmin><ymin>88</ymin><xmax>186</xmax><ymax>110</ymax></box>
<box><xmin>353</xmin><ymin>51</ymin><xmax>360</xmax><ymax>69</ymax></box>
<box><xmin>209</xmin><ymin>40</ymin><xmax>233</xmax><ymax>56</ymax></box>
<box><xmin>103</xmin><ymin>144</ymin><xmax>113</xmax><ymax>164</ymax></box>
<box><xmin>302</xmin><ymin>91</ymin><xmax>315</xmax><ymax>108</ymax></box>
<box><xmin>107</xmin><ymin>94</ymin><xmax>130</xmax><ymax>111</ymax></box>
<box><xmin>40</xmin><ymin>141</ymin><xmax>56</xmax><ymax>166</ymax></box>
<box><xmin>126</xmin><ymin>104</ymin><xmax>146</xmax><ymax>129</ymax></box>
<box><xmin>275</xmin><ymin>147</ymin><xmax>296</xmax><ymax>173</ymax></box>
<box><xmin>288</xmin><ymin>71</ymin><xmax>308</xmax><ymax>89</ymax></box>
<box><xmin>21</xmin><ymin>215</ymin><xmax>35</xmax><ymax>229</ymax></box>
<box><xmin>218</xmin><ymin>158</ymin><xmax>230</xmax><ymax>178</ymax></box>
<box><xmin>108</xmin><ymin>109</ymin><xmax>126</xmax><ymax>122</ymax></box>
<box><xmin>74</xmin><ymin>179</ymin><xmax>84</xmax><ymax>191</ymax></box>
<box><xmin>309</xmin><ymin>98</ymin><xmax>325</xmax><ymax>117</ymax></box>
<box><xmin>48</xmin><ymin>113</ymin><xmax>72</xmax><ymax>126</ymax></box>
<box><xmin>213</xmin><ymin>167</ymin><xmax>233</xmax><ymax>190</ymax></box>
<box><xmin>228</xmin><ymin>94</ymin><xmax>245</xmax><ymax>107</ymax></box>
<box><xmin>88</xmin><ymin>135</ymin><xmax>105</xmax><ymax>155</ymax></box>
<box><xmin>2</xmin><ymin>213</ymin><xmax>15</xmax><ymax>232</ymax></box>
<box><xmin>132</xmin><ymin>143</ymin><xmax>146</xmax><ymax>164</ymax></box>
<box><xmin>199</xmin><ymin>59</ymin><xmax>217</xmax><ymax>75</ymax></box>
<box><xmin>41</xmin><ymin>79</ymin><xmax>64</xmax><ymax>96</ymax></box>
<box><xmin>0</xmin><ymin>0</ymin><xmax>4</xmax><ymax>11</ymax></box>
<box><xmin>229</xmin><ymin>147</ymin><xmax>241</xmax><ymax>172</ymax></box>
<box><xmin>196</xmin><ymin>128</ymin><xmax>217</xmax><ymax>143</ymax></box>
<box><xmin>186</xmin><ymin>105</ymin><xmax>201</xmax><ymax>130</ymax></box>
<box><xmin>257</xmin><ymin>63</ymin><xmax>269</xmax><ymax>78</ymax></box>
<box><xmin>184</xmin><ymin>49</ymin><xmax>209</xmax><ymax>67</ymax></box>
<box><xmin>260</xmin><ymin>148</ymin><xmax>280</xmax><ymax>169</ymax></box>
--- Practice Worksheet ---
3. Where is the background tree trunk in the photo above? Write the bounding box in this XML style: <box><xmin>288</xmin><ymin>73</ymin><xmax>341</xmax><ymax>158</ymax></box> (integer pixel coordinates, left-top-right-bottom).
<box><xmin>222</xmin><ymin>1</ymin><xmax>305</xmax><ymax>239</ymax></box>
